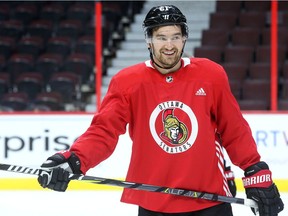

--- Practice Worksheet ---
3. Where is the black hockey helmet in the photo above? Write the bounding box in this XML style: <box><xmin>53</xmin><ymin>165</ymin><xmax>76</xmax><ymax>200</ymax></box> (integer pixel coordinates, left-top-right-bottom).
<box><xmin>143</xmin><ymin>5</ymin><xmax>189</xmax><ymax>39</ymax></box>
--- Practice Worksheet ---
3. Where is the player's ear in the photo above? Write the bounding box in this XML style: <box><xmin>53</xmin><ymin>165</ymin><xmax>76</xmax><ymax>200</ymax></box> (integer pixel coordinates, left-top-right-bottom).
<box><xmin>145</xmin><ymin>37</ymin><xmax>152</xmax><ymax>48</ymax></box>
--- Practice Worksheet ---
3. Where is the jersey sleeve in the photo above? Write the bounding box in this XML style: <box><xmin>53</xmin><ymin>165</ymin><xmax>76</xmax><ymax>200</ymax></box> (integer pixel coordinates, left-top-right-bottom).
<box><xmin>70</xmin><ymin>76</ymin><xmax>130</xmax><ymax>173</ymax></box>
<box><xmin>212</xmin><ymin>64</ymin><xmax>260</xmax><ymax>171</ymax></box>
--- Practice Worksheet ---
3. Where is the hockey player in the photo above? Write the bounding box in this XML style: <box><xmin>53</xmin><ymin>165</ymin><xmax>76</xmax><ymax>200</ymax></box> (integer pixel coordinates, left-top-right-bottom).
<box><xmin>38</xmin><ymin>5</ymin><xmax>284</xmax><ymax>216</ymax></box>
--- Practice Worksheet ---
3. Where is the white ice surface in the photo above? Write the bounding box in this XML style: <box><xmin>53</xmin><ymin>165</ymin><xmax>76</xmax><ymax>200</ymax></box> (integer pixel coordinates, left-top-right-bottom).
<box><xmin>0</xmin><ymin>191</ymin><xmax>287</xmax><ymax>216</ymax></box>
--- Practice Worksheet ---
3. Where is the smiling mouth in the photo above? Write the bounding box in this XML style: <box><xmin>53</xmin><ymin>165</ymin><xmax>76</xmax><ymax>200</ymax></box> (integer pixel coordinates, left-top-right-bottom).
<box><xmin>163</xmin><ymin>50</ymin><xmax>176</xmax><ymax>56</ymax></box>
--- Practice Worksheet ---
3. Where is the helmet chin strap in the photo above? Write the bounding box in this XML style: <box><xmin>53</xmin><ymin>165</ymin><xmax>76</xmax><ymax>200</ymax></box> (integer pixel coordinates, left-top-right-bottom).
<box><xmin>148</xmin><ymin>41</ymin><xmax>186</xmax><ymax>70</ymax></box>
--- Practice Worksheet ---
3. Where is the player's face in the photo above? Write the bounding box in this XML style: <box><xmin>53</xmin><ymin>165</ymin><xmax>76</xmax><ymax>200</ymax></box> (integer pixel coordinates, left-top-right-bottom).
<box><xmin>150</xmin><ymin>25</ymin><xmax>186</xmax><ymax>70</ymax></box>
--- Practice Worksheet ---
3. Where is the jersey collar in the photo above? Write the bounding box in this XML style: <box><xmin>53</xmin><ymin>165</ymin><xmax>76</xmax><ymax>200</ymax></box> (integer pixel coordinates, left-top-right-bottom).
<box><xmin>145</xmin><ymin>57</ymin><xmax>190</xmax><ymax>69</ymax></box>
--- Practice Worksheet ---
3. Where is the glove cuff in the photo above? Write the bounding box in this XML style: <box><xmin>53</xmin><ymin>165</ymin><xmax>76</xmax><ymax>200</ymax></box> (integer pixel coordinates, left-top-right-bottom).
<box><xmin>46</xmin><ymin>151</ymin><xmax>82</xmax><ymax>174</ymax></box>
<box><xmin>242</xmin><ymin>169</ymin><xmax>272</xmax><ymax>188</ymax></box>
<box><xmin>244</xmin><ymin>161</ymin><xmax>269</xmax><ymax>176</ymax></box>
<box><xmin>68</xmin><ymin>152</ymin><xmax>82</xmax><ymax>174</ymax></box>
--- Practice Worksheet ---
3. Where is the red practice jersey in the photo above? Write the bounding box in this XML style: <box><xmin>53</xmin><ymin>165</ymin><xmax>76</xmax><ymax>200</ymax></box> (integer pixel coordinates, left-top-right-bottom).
<box><xmin>71</xmin><ymin>57</ymin><xmax>260</xmax><ymax>213</ymax></box>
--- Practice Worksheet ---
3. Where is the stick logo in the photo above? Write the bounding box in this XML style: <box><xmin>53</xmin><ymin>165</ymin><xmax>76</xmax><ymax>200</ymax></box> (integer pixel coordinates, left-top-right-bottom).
<box><xmin>8</xmin><ymin>165</ymin><xmax>40</xmax><ymax>175</ymax></box>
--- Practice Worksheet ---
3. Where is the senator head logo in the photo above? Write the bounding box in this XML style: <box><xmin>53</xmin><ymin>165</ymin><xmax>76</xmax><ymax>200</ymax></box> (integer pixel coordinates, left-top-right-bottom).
<box><xmin>161</xmin><ymin>108</ymin><xmax>188</xmax><ymax>145</ymax></box>
<box><xmin>149</xmin><ymin>101</ymin><xmax>198</xmax><ymax>154</ymax></box>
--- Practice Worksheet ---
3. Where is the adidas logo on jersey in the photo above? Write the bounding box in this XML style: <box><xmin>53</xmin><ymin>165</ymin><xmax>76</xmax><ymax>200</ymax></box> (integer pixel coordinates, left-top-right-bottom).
<box><xmin>195</xmin><ymin>88</ymin><xmax>206</xmax><ymax>96</ymax></box>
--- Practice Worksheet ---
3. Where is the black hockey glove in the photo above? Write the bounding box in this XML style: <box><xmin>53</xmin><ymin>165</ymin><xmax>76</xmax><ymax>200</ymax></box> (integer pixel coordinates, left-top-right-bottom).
<box><xmin>243</xmin><ymin>161</ymin><xmax>284</xmax><ymax>216</ymax></box>
<box><xmin>37</xmin><ymin>151</ymin><xmax>82</xmax><ymax>192</ymax></box>
<box><xmin>224</xmin><ymin>165</ymin><xmax>237</xmax><ymax>197</ymax></box>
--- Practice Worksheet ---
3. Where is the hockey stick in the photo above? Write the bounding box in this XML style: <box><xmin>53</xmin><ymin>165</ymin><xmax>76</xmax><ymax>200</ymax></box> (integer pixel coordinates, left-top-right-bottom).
<box><xmin>0</xmin><ymin>162</ymin><xmax>258</xmax><ymax>213</ymax></box>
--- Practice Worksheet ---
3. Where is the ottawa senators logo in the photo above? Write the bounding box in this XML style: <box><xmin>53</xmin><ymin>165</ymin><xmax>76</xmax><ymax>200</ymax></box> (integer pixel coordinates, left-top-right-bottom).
<box><xmin>161</xmin><ymin>109</ymin><xmax>188</xmax><ymax>144</ymax></box>
<box><xmin>149</xmin><ymin>101</ymin><xmax>198</xmax><ymax>154</ymax></box>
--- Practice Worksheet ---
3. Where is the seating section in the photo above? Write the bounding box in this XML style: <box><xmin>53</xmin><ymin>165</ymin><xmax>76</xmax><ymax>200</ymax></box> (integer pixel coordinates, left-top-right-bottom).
<box><xmin>0</xmin><ymin>1</ymin><xmax>145</xmax><ymax>111</ymax></box>
<box><xmin>15</xmin><ymin>72</ymin><xmax>44</xmax><ymax>100</ymax></box>
<box><xmin>280</xmin><ymin>62</ymin><xmax>288</xmax><ymax>110</ymax></box>
<box><xmin>194</xmin><ymin>1</ymin><xmax>288</xmax><ymax>110</ymax></box>
<box><xmin>231</xmin><ymin>28</ymin><xmax>260</xmax><ymax>47</ymax></box>
<box><xmin>48</xmin><ymin>72</ymin><xmax>81</xmax><ymax>103</ymax></box>
<box><xmin>1</xmin><ymin>1</ymin><xmax>286</xmax><ymax>111</ymax></box>
<box><xmin>34</xmin><ymin>92</ymin><xmax>64</xmax><ymax>111</ymax></box>
<box><xmin>0</xmin><ymin>73</ymin><xmax>10</xmax><ymax>98</ymax></box>
<box><xmin>0</xmin><ymin>92</ymin><xmax>29</xmax><ymax>111</ymax></box>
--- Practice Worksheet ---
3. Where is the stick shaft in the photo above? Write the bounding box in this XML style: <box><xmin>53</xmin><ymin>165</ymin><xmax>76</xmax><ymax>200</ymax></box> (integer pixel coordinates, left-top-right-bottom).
<box><xmin>0</xmin><ymin>163</ymin><xmax>258</xmax><ymax>209</ymax></box>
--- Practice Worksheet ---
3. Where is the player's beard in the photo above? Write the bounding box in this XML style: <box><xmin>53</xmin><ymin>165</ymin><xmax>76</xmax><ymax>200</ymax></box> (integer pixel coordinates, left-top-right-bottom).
<box><xmin>154</xmin><ymin>47</ymin><xmax>181</xmax><ymax>69</ymax></box>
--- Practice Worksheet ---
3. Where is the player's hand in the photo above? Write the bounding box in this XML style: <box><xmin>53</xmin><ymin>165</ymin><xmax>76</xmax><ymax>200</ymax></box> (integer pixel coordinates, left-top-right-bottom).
<box><xmin>243</xmin><ymin>161</ymin><xmax>284</xmax><ymax>216</ymax></box>
<box><xmin>38</xmin><ymin>151</ymin><xmax>82</xmax><ymax>192</ymax></box>
<box><xmin>224</xmin><ymin>165</ymin><xmax>237</xmax><ymax>197</ymax></box>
